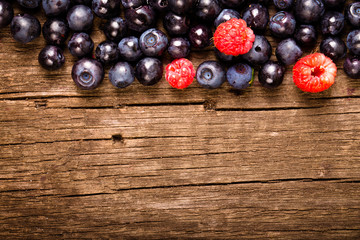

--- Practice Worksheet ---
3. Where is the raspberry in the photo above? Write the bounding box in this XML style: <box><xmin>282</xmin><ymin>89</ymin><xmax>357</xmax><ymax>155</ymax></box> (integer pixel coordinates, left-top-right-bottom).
<box><xmin>213</xmin><ymin>18</ymin><xmax>255</xmax><ymax>56</ymax></box>
<box><xmin>165</xmin><ymin>58</ymin><xmax>195</xmax><ymax>89</ymax></box>
<box><xmin>293</xmin><ymin>53</ymin><xmax>337</xmax><ymax>93</ymax></box>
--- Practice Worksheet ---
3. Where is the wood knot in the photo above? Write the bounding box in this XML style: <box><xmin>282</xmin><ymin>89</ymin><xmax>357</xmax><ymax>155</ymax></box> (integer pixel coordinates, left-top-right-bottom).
<box><xmin>204</xmin><ymin>99</ymin><xmax>216</xmax><ymax>111</ymax></box>
<box><xmin>112</xmin><ymin>134</ymin><xmax>124</xmax><ymax>143</ymax></box>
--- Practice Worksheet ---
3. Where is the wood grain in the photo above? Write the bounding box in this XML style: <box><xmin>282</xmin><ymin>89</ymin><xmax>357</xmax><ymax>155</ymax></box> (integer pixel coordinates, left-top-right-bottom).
<box><xmin>1</xmin><ymin>1</ymin><xmax>360</xmax><ymax>239</ymax></box>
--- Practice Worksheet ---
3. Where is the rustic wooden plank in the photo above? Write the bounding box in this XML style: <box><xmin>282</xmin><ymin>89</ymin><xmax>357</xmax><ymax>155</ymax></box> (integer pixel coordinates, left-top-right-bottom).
<box><xmin>1</xmin><ymin>181</ymin><xmax>359</xmax><ymax>239</ymax></box>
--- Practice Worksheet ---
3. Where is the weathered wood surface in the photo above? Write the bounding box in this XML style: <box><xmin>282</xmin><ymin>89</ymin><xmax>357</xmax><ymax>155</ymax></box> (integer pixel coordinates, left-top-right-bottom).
<box><xmin>1</xmin><ymin>2</ymin><xmax>360</xmax><ymax>239</ymax></box>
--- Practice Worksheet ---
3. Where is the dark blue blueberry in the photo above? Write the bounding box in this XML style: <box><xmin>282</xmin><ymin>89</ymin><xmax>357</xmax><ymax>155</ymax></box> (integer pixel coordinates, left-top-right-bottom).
<box><xmin>10</xmin><ymin>14</ymin><xmax>41</xmax><ymax>44</ymax></box>
<box><xmin>242</xmin><ymin>35</ymin><xmax>272</xmax><ymax>66</ymax></box>
<box><xmin>188</xmin><ymin>24</ymin><xmax>211</xmax><ymax>49</ymax></box>
<box><xmin>17</xmin><ymin>0</ymin><xmax>41</xmax><ymax>9</ymax></box>
<box><xmin>345</xmin><ymin>2</ymin><xmax>360</xmax><ymax>28</ymax></box>
<box><xmin>258</xmin><ymin>61</ymin><xmax>285</xmax><ymax>88</ymax></box>
<box><xmin>275</xmin><ymin>38</ymin><xmax>302</xmax><ymax>65</ymax></box>
<box><xmin>72</xmin><ymin>58</ymin><xmax>104</xmax><ymax>90</ymax></box>
<box><xmin>269</xmin><ymin>11</ymin><xmax>296</xmax><ymax>38</ymax></box>
<box><xmin>109</xmin><ymin>62</ymin><xmax>135</xmax><ymax>88</ymax></box>
<box><xmin>118</xmin><ymin>36</ymin><xmax>143</xmax><ymax>61</ymax></box>
<box><xmin>295</xmin><ymin>0</ymin><xmax>324</xmax><ymax>24</ymax></box>
<box><xmin>323</xmin><ymin>0</ymin><xmax>345</xmax><ymax>8</ymax></box>
<box><xmin>294</xmin><ymin>24</ymin><xmax>317</xmax><ymax>47</ymax></box>
<box><xmin>135</xmin><ymin>57</ymin><xmax>163</xmax><ymax>86</ymax></box>
<box><xmin>163</xmin><ymin>12</ymin><xmax>190</xmax><ymax>36</ymax></box>
<box><xmin>196</xmin><ymin>60</ymin><xmax>226</xmax><ymax>89</ymax></box>
<box><xmin>219</xmin><ymin>0</ymin><xmax>245</xmax><ymax>8</ymax></box>
<box><xmin>102</xmin><ymin>17</ymin><xmax>127</xmax><ymax>43</ymax></box>
<box><xmin>147</xmin><ymin>0</ymin><xmax>169</xmax><ymax>12</ymax></box>
<box><xmin>125</xmin><ymin>5</ymin><xmax>156</xmax><ymax>33</ymax></box>
<box><xmin>68</xmin><ymin>32</ymin><xmax>94</xmax><ymax>58</ymax></box>
<box><xmin>0</xmin><ymin>0</ymin><xmax>13</xmax><ymax>28</ymax></box>
<box><xmin>343</xmin><ymin>55</ymin><xmax>360</xmax><ymax>79</ymax></box>
<box><xmin>242</xmin><ymin>4</ymin><xmax>269</xmax><ymax>32</ymax></box>
<box><xmin>214</xmin><ymin>48</ymin><xmax>236</xmax><ymax>62</ymax></box>
<box><xmin>320</xmin><ymin>36</ymin><xmax>346</xmax><ymax>62</ymax></box>
<box><xmin>195</xmin><ymin>0</ymin><xmax>222</xmax><ymax>22</ymax></box>
<box><xmin>121</xmin><ymin>0</ymin><xmax>144</xmax><ymax>8</ymax></box>
<box><xmin>67</xmin><ymin>5</ymin><xmax>93</xmax><ymax>32</ymax></box>
<box><xmin>273</xmin><ymin>0</ymin><xmax>293</xmax><ymax>10</ymax></box>
<box><xmin>92</xmin><ymin>0</ymin><xmax>121</xmax><ymax>19</ymax></box>
<box><xmin>320</xmin><ymin>11</ymin><xmax>344</xmax><ymax>36</ymax></box>
<box><xmin>167</xmin><ymin>37</ymin><xmax>190</xmax><ymax>59</ymax></box>
<box><xmin>168</xmin><ymin>0</ymin><xmax>195</xmax><ymax>15</ymax></box>
<box><xmin>139</xmin><ymin>28</ymin><xmax>168</xmax><ymax>57</ymax></box>
<box><xmin>226</xmin><ymin>63</ymin><xmax>254</xmax><ymax>89</ymax></box>
<box><xmin>42</xmin><ymin>18</ymin><xmax>69</xmax><ymax>46</ymax></box>
<box><xmin>38</xmin><ymin>45</ymin><xmax>65</xmax><ymax>70</ymax></box>
<box><xmin>347</xmin><ymin>29</ymin><xmax>360</xmax><ymax>56</ymax></box>
<box><xmin>42</xmin><ymin>0</ymin><xmax>70</xmax><ymax>16</ymax></box>
<box><xmin>214</xmin><ymin>9</ymin><xmax>240</xmax><ymax>28</ymax></box>
<box><xmin>95</xmin><ymin>40</ymin><xmax>120</xmax><ymax>65</ymax></box>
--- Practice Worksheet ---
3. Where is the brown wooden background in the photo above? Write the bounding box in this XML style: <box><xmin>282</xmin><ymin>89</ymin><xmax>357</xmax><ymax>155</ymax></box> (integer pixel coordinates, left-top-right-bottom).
<box><xmin>1</xmin><ymin>1</ymin><xmax>360</xmax><ymax>239</ymax></box>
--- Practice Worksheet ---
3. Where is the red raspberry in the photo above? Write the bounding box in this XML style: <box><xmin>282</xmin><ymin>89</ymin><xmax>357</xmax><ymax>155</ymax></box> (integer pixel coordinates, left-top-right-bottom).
<box><xmin>165</xmin><ymin>58</ymin><xmax>195</xmax><ymax>89</ymax></box>
<box><xmin>213</xmin><ymin>18</ymin><xmax>255</xmax><ymax>56</ymax></box>
<box><xmin>293</xmin><ymin>53</ymin><xmax>337</xmax><ymax>93</ymax></box>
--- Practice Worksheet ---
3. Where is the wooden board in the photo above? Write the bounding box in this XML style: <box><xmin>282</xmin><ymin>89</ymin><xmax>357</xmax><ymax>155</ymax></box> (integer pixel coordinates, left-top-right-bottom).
<box><xmin>1</xmin><ymin>1</ymin><xmax>360</xmax><ymax>239</ymax></box>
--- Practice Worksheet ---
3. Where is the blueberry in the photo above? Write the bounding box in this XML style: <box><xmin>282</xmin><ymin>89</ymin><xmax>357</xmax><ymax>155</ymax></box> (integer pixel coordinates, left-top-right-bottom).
<box><xmin>214</xmin><ymin>9</ymin><xmax>240</xmax><ymax>28</ymax></box>
<box><xmin>109</xmin><ymin>62</ymin><xmax>135</xmax><ymax>88</ymax></box>
<box><xmin>242</xmin><ymin>4</ymin><xmax>269</xmax><ymax>32</ymax></box>
<box><xmin>214</xmin><ymin>48</ymin><xmax>236</xmax><ymax>62</ymax></box>
<box><xmin>95</xmin><ymin>40</ymin><xmax>120</xmax><ymax>65</ymax></box>
<box><xmin>269</xmin><ymin>11</ymin><xmax>296</xmax><ymax>38</ymax></box>
<box><xmin>92</xmin><ymin>0</ymin><xmax>121</xmax><ymax>19</ymax></box>
<box><xmin>345</xmin><ymin>2</ymin><xmax>360</xmax><ymax>28</ymax></box>
<box><xmin>343</xmin><ymin>55</ymin><xmax>360</xmax><ymax>79</ymax></box>
<box><xmin>242</xmin><ymin>35</ymin><xmax>272</xmax><ymax>66</ymax></box>
<box><xmin>294</xmin><ymin>24</ymin><xmax>317</xmax><ymax>47</ymax></box>
<box><xmin>42</xmin><ymin>18</ymin><xmax>69</xmax><ymax>46</ymax></box>
<box><xmin>17</xmin><ymin>0</ymin><xmax>41</xmax><ymax>9</ymax></box>
<box><xmin>195</xmin><ymin>0</ymin><xmax>222</xmax><ymax>22</ymax></box>
<box><xmin>72</xmin><ymin>58</ymin><xmax>104</xmax><ymax>90</ymax></box>
<box><xmin>226</xmin><ymin>63</ymin><xmax>254</xmax><ymax>89</ymax></box>
<box><xmin>323</xmin><ymin>0</ymin><xmax>345</xmax><ymax>8</ymax></box>
<box><xmin>118</xmin><ymin>36</ymin><xmax>143</xmax><ymax>62</ymax></box>
<box><xmin>135</xmin><ymin>57</ymin><xmax>163</xmax><ymax>86</ymax></box>
<box><xmin>258</xmin><ymin>61</ymin><xmax>285</xmax><ymax>88</ymax></box>
<box><xmin>102</xmin><ymin>17</ymin><xmax>127</xmax><ymax>43</ymax></box>
<box><xmin>196</xmin><ymin>61</ymin><xmax>226</xmax><ymax>89</ymax></box>
<box><xmin>67</xmin><ymin>5</ymin><xmax>93</xmax><ymax>32</ymax></box>
<box><xmin>139</xmin><ymin>28</ymin><xmax>168</xmax><ymax>57</ymax></box>
<box><xmin>276</xmin><ymin>38</ymin><xmax>302</xmax><ymax>65</ymax></box>
<box><xmin>10</xmin><ymin>14</ymin><xmax>41</xmax><ymax>44</ymax></box>
<box><xmin>42</xmin><ymin>0</ymin><xmax>70</xmax><ymax>17</ymax></box>
<box><xmin>167</xmin><ymin>37</ymin><xmax>190</xmax><ymax>59</ymax></box>
<box><xmin>147</xmin><ymin>0</ymin><xmax>169</xmax><ymax>12</ymax></box>
<box><xmin>168</xmin><ymin>0</ymin><xmax>195</xmax><ymax>15</ymax></box>
<box><xmin>68</xmin><ymin>32</ymin><xmax>94</xmax><ymax>58</ymax></box>
<box><xmin>320</xmin><ymin>36</ymin><xmax>346</xmax><ymax>62</ymax></box>
<box><xmin>38</xmin><ymin>45</ymin><xmax>65</xmax><ymax>70</ymax></box>
<box><xmin>125</xmin><ymin>5</ymin><xmax>156</xmax><ymax>33</ymax></box>
<box><xmin>346</xmin><ymin>29</ymin><xmax>360</xmax><ymax>56</ymax></box>
<box><xmin>163</xmin><ymin>12</ymin><xmax>190</xmax><ymax>36</ymax></box>
<box><xmin>121</xmin><ymin>0</ymin><xmax>144</xmax><ymax>8</ymax></box>
<box><xmin>188</xmin><ymin>24</ymin><xmax>211</xmax><ymax>48</ymax></box>
<box><xmin>320</xmin><ymin>11</ymin><xmax>344</xmax><ymax>36</ymax></box>
<box><xmin>273</xmin><ymin>0</ymin><xmax>293</xmax><ymax>10</ymax></box>
<box><xmin>295</xmin><ymin>0</ymin><xmax>325</xmax><ymax>24</ymax></box>
<box><xmin>0</xmin><ymin>0</ymin><xmax>13</xmax><ymax>28</ymax></box>
<box><xmin>219</xmin><ymin>0</ymin><xmax>245</xmax><ymax>8</ymax></box>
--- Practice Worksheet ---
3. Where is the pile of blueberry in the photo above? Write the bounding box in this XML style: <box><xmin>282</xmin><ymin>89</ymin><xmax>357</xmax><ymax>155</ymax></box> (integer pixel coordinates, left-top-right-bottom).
<box><xmin>0</xmin><ymin>0</ymin><xmax>359</xmax><ymax>90</ymax></box>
